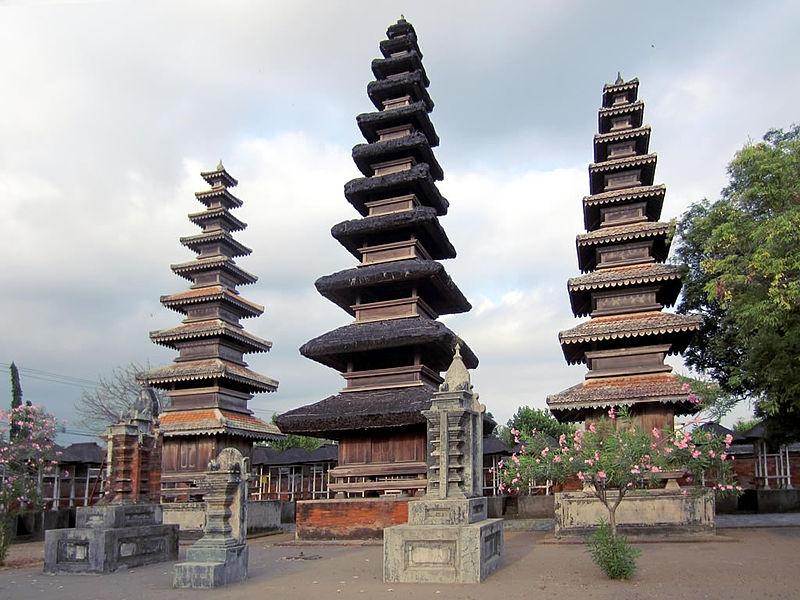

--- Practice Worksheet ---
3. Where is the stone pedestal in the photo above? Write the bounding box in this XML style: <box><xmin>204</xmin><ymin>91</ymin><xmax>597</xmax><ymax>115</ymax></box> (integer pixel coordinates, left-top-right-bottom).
<box><xmin>173</xmin><ymin>447</ymin><xmax>249</xmax><ymax>588</ymax></box>
<box><xmin>43</xmin><ymin>504</ymin><xmax>178</xmax><ymax>574</ymax></box>
<box><xmin>554</xmin><ymin>487</ymin><xmax>715</xmax><ymax>537</ymax></box>
<box><xmin>384</xmin><ymin>497</ymin><xmax>503</xmax><ymax>583</ymax></box>
<box><xmin>383</xmin><ymin>347</ymin><xmax>503</xmax><ymax>583</ymax></box>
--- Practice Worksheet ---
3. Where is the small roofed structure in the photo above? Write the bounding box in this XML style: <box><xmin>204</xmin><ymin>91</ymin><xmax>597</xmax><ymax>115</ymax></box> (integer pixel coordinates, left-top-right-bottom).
<box><xmin>547</xmin><ymin>77</ymin><xmax>702</xmax><ymax>431</ymax></box>
<box><xmin>139</xmin><ymin>162</ymin><xmax>282</xmax><ymax>499</ymax></box>
<box><xmin>277</xmin><ymin>19</ymin><xmax>481</xmax><ymax>501</ymax></box>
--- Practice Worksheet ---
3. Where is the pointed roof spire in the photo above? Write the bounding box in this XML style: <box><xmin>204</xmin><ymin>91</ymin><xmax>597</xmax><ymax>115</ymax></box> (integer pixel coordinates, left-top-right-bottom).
<box><xmin>217</xmin><ymin>159</ymin><xmax>224</xmax><ymax>171</ymax></box>
<box><xmin>615</xmin><ymin>72</ymin><xmax>624</xmax><ymax>85</ymax></box>
<box><xmin>441</xmin><ymin>343</ymin><xmax>471</xmax><ymax>392</ymax></box>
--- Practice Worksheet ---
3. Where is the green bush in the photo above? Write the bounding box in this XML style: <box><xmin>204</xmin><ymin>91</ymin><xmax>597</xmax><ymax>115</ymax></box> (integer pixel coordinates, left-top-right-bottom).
<box><xmin>585</xmin><ymin>520</ymin><xmax>641</xmax><ymax>579</ymax></box>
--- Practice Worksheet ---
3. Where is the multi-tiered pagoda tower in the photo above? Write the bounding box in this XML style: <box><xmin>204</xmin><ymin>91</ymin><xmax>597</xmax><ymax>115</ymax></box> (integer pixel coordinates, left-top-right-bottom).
<box><xmin>277</xmin><ymin>19</ymin><xmax>479</xmax><ymax>499</ymax></box>
<box><xmin>140</xmin><ymin>163</ymin><xmax>280</xmax><ymax>497</ymax></box>
<box><xmin>547</xmin><ymin>76</ymin><xmax>702</xmax><ymax>432</ymax></box>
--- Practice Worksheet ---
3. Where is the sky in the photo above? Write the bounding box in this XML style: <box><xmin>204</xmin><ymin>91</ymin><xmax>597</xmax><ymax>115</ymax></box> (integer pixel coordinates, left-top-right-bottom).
<box><xmin>1</xmin><ymin>0</ymin><xmax>798</xmax><ymax>446</ymax></box>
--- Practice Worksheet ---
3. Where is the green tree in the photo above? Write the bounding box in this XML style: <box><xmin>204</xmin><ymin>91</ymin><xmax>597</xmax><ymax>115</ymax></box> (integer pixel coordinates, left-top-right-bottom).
<box><xmin>9</xmin><ymin>363</ymin><xmax>23</xmax><ymax>439</ymax></box>
<box><xmin>268</xmin><ymin>413</ymin><xmax>322</xmax><ymax>452</ymax></box>
<box><xmin>675</xmin><ymin>125</ymin><xmax>800</xmax><ymax>443</ymax></box>
<box><xmin>498</xmin><ymin>406</ymin><xmax>574</xmax><ymax>447</ymax></box>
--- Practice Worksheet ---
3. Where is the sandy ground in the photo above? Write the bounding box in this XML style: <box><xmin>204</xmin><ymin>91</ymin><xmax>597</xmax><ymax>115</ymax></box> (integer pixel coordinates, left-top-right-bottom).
<box><xmin>1</xmin><ymin>528</ymin><xmax>799</xmax><ymax>600</ymax></box>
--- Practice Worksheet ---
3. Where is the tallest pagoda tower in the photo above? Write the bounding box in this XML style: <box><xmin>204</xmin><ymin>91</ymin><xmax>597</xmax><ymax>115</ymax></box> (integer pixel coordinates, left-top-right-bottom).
<box><xmin>278</xmin><ymin>19</ymin><xmax>480</xmax><ymax>509</ymax></box>
<box><xmin>547</xmin><ymin>76</ymin><xmax>702</xmax><ymax>431</ymax></box>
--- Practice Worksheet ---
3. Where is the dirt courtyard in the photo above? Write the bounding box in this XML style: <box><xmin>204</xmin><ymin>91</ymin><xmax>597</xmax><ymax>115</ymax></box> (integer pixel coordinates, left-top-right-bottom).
<box><xmin>1</xmin><ymin>527</ymin><xmax>798</xmax><ymax>600</ymax></box>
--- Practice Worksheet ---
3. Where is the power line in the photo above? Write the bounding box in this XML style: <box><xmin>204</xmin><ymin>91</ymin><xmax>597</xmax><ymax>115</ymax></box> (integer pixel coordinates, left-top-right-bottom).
<box><xmin>0</xmin><ymin>363</ymin><xmax>101</xmax><ymax>389</ymax></box>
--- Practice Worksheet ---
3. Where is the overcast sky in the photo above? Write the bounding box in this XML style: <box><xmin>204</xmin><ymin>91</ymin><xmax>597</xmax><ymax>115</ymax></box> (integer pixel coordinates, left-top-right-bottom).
<box><xmin>2</xmin><ymin>0</ymin><xmax>797</xmax><ymax>445</ymax></box>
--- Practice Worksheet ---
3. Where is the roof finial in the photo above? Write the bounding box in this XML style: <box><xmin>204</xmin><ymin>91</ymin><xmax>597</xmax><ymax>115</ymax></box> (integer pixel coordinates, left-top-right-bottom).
<box><xmin>440</xmin><ymin>343</ymin><xmax>471</xmax><ymax>392</ymax></box>
<box><xmin>615</xmin><ymin>72</ymin><xmax>624</xmax><ymax>85</ymax></box>
<box><xmin>217</xmin><ymin>159</ymin><xmax>224</xmax><ymax>171</ymax></box>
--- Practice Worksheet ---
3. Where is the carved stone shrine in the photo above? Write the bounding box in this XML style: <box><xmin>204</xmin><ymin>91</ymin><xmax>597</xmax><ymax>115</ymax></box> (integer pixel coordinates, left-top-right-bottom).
<box><xmin>44</xmin><ymin>391</ymin><xmax>178</xmax><ymax>574</ymax></box>
<box><xmin>173</xmin><ymin>447</ymin><xmax>249</xmax><ymax>588</ymax></box>
<box><xmin>383</xmin><ymin>346</ymin><xmax>503</xmax><ymax>583</ymax></box>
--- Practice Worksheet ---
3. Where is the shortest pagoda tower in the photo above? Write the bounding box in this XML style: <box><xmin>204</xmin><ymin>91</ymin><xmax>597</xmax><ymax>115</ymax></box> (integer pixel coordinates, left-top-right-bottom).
<box><xmin>139</xmin><ymin>162</ymin><xmax>281</xmax><ymax>499</ymax></box>
<box><xmin>547</xmin><ymin>76</ymin><xmax>702</xmax><ymax>432</ymax></box>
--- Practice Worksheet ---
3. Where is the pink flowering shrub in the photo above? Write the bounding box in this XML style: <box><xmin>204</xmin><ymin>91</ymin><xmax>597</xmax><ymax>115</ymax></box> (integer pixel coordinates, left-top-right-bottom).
<box><xmin>0</xmin><ymin>405</ymin><xmax>59</xmax><ymax>564</ymax></box>
<box><xmin>497</xmin><ymin>407</ymin><xmax>740</xmax><ymax>535</ymax></box>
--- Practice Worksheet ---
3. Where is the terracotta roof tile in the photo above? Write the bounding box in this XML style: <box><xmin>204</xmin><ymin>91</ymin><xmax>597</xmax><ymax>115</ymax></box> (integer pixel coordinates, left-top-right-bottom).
<box><xmin>583</xmin><ymin>184</ymin><xmax>666</xmax><ymax>206</ymax></box>
<box><xmin>159</xmin><ymin>408</ymin><xmax>282</xmax><ymax>439</ymax></box>
<box><xmin>568</xmin><ymin>263</ymin><xmax>682</xmax><ymax>291</ymax></box>
<box><xmin>560</xmin><ymin>311</ymin><xmax>701</xmax><ymax>344</ymax></box>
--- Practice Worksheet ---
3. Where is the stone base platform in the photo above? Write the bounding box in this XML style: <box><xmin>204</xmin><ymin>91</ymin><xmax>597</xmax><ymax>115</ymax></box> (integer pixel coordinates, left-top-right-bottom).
<box><xmin>43</xmin><ymin>505</ymin><xmax>178</xmax><ymax>574</ymax></box>
<box><xmin>554</xmin><ymin>487</ymin><xmax>715</xmax><ymax>537</ymax></box>
<box><xmin>383</xmin><ymin>517</ymin><xmax>503</xmax><ymax>583</ymax></box>
<box><xmin>173</xmin><ymin>543</ymin><xmax>249</xmax><ymax>588</ymax></box>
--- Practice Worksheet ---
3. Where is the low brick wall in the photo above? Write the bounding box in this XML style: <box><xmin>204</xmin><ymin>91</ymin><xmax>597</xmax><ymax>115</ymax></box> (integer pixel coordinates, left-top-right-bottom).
<box><xmin>296</xmin><ymin>498</ymin><xmax>409</xmax><ymax>539</ymax></box>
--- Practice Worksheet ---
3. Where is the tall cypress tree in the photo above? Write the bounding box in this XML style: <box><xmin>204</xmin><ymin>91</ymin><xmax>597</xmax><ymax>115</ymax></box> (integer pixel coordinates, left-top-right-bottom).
<box><xmin>9</xmin><ymin>362</ymin><xmax>22</xmax><ymax>438</ymax></box>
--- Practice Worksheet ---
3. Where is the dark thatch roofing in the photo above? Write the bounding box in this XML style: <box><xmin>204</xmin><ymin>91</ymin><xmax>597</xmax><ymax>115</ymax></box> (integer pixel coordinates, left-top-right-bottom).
<box><xmin>275</xmin><ymin>386</ymin><xmax>494</xmax><ymax>437</ymax></box>
<box><xmin>582</xmin><ymin>184</ymin><xmax>665</xmax><ymax>230</ymax></box>
<box><xmin>59</xmin><ymin>442</ymin><xmax>105</xmax><ymax>464</ymax></box>
<box><xmin>547</xmin><ymin>372</ymin><xmax>700</xmax><ymax>421</ymax></box>
<box><xmin>380</xmin><ymin>25</ymin><xmax>421</xmax><ymax>59</ymax></box>
<box><xmin>372</xmin><ymin>50</ymin><xmax>429</xmax><ymax>87</ymax></box>
<box><xmin>367</xmin><ymin>70</ymin><xmax>433</xmax><ymax>112</ymax></box>
<box><xmin>357</xmin><ymin>101</ymin><xmax>438</xmax><ymax>146</ymax></box>
<box><xmin>483</xmin><ymin>436</ymin><xmax>513</xmax><ymax>456</ymax></box>
<box><xmin>315</xmin><ymin>259</ymin><xmax>470</xmax><ymax>316</ymax></box>
<box><xmin>567</xmin><ymin>263</ymin><xmax>683</xmax><ymax>317</ymax></box>
<box><xmin>352</xmin><ymin>132</ymin><xmax>443</xmax><ymax>180</ymax></box>
<box><xmin>577</xmin><ymin>221</ymin><xmax>672</xmax><ymax>272</ymax></box>
<box><xmin>386</xmin><ymin>17</ymin><xmax>416</xmax><ymax>41</ymax></box>
<box><xmin>331</xmin><ymin>207</ymin><xmax>455</xmax><ymax>261</ymax></box>
<box><xmin>300</xmin><ymin>317</ymin><xmax>478</xmax><ymax>372</ymax></box>
<box><xmin>251</xmin><ymin>443</ymin><xmax>338</xmax><ymax>466</ymax></box>
<box><xmin>276</xmin><ymin>386</ymin><xmax>435</xmax><ymax>434</ymax></box>
<box><xmin>344</xmin><ymin>163</ymin><xmax>448</xmax><ymax>216</ymax></box>
<box><xmin>559</xmin><ymin>311</ymin><xmax>702</xmax><ymax>364</ymax></box>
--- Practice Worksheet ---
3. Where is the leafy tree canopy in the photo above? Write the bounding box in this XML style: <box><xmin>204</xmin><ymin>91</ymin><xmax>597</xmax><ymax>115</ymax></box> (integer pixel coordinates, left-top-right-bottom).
<box><xmin>675</xmin><ymin>125</ymin><xmax>800</xmax><ymax>443</ymax></box>
<box><xmin>498</xmin><ymin>406</ymin><xmax>574</xmax><ymax>447</ymax></box>
<box><xmin>267</xmin><ymin>413</ymin><xmax>322</xmax><ymax>452</ymax></box>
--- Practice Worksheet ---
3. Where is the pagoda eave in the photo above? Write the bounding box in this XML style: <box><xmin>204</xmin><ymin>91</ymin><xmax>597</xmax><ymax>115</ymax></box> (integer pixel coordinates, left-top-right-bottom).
<box><xmin>179</xmin><ymin>231</ymin><xmax>251</xmax><ymax>257</ymax></box>
<box><xmin>367</xmin><ymin>71</ymin><xmax>433</xmax><ymax>112</ymax></box>
<box><xmin>149</xmin><ymin>320</ymin><xmax>273</xmax><ymax>353</ymax></box>
<box><xmin>352</xmin><ymin>132</ymin><xmax>443</xmax><ymax>180</ymax></box>
<box><xmin>331</xmin><ymin>207</ymin><xmax>456</xmax><ymax>261</ymax></box>
<box><xmin>159</xmin><ymin>286</ymin><xmax>264</xmax><ymax>318</ymax></box>
<box><xmin>371</xmin><ymin>50</ymin><xmax>429</xmax><ymax>86</ymax></box>
<box><xmin>194</xmin><ymin>187</ymin><xmax>243</xmax><ymax>208</ymax></box>
<box><xmin>344</xmin><ymin>163</ymin><xmax>448</xmax><ymax>216</ymax></box>
<box><xmin>159</xmin><ymin>408</ymin><xmax>282</xmax><ymax>440</ymax></box>
<box><xmin>299</xmin><ymin>317</ymin><xmax>478</xmax><ymax>372</ymax></box>
<box><xmin>188</xmin><ymin>207</ymin><xmax>247</xmax><ymax>232</ymax></box>
<box><xmin>139</xmin><ymin>359</ymin><xmax>278</xmax><ymax>393</ymax></box>
<box><xmin>315</xmin><ymin>259</ymin><xmax>470</xmax><ymax>316</ymax></box>
<box><xmin>356</xmin><ymin>101</ymin><xmax>439</xmax><ymax>146</ymax></box>
<box><xmin>170</xmin><ymin>257</ymin><xmax>258</xmax><ymax>285</ymax></box>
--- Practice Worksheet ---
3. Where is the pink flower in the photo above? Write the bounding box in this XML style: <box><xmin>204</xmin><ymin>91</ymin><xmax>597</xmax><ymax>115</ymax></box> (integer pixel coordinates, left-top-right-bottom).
<box><xmin>708</xmin><ymin>450</ymin><xmax>716</xmax><ymax>458</ymax></box>
<box><xmin>577</xmin><ymin>472</ymin><xmax>585</xmax><ymax>481</ymax></box>
<box><xmin>682</xmin><ymin>489</ymin><xmax>689</xmax><ymax>496</ymax></box>
<box><xmin>724</xmin><ymin>434</ymin><xmax>733</xmax><ymax>448</ymax></box>
<box><xmin>541</xmin><ymin>447</ymin><xmax>550</xmax><ymax>457</ymax></box>
<box><xmin>585</xmin><ymin>458</ymin><xmax>594</xmax><ymax>466</ymax></box>
<box><xmin>597</xmin><ymin>471</ymin><xmax>607</xmax><ymax>479</ymax></box>
<box><xmin>608</xmin><ymin>407</ymin><xmax>617</xmax><ymax>420</ymax></box>
<box><xmin>558</xmin><ymin>434</ymin><xmax>567</xmax><ymax>446</ymax></box>
<box><xmin>589</xmin><ymin>422</ymin><xmax>597</xmax><ymax>433</ymax></box>
<box><xmin>691</xmin><ymin>450</ymin><xmax>702</xmax><ymax>459</ymax></box>
<box><xmin>652</xmin><ymin>427</ymin><xmax>661</xmax><ymax>439</ymax></box>
<box><xmin>511</xmin><ymin>454</ymin><xmax>520</xmax><ymax>465</ymax></box>
<box><xmin>568</xmin><ymin>457</ymin><xmax>574</xmax><ymax>462</ymax></box>
<box><xmin>553</xmin><ymin>455</ymin><xmax>562</xmax><ymax>463</ymax></box>
<box><xmin>535</xmin><ymin>458</ymin><xmax>541</xmax><ymax>464</ymax></box>
<box><xmin>631</xmin><ymin>466</ymin><xmax>640</xmax><ymax>474</ymax></box>
<box><xmin>720</xmin><ymin>453</ymin><xmax>727</xmax><ymax>460</ymax></box>
<box><xmin>681</xmin><ymin>383</ymin><xmax>691</xmax><ymax>392</ymax></box>
<box><xmin>510</xmin><ymin>428</ymin><xmax>519</xmax><ymax>436</ymax></box>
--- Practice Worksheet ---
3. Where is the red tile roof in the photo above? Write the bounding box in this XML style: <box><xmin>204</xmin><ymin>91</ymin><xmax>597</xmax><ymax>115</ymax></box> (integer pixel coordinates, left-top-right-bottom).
<box><xmin>159</xmin><ymin>408</ymin><xmax>282</xmax><ymax>439</ymax></box>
